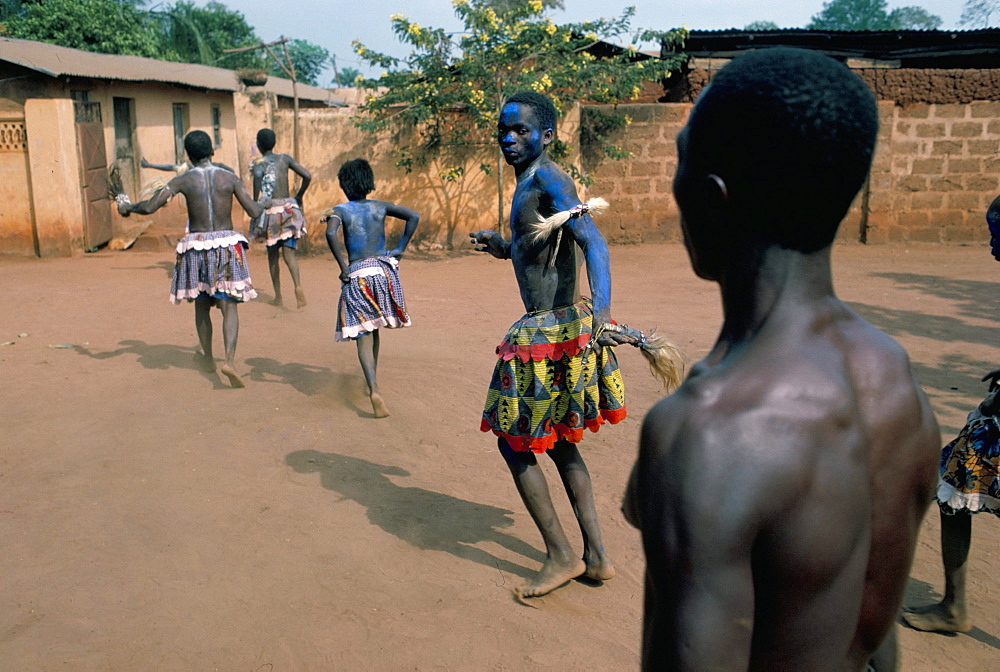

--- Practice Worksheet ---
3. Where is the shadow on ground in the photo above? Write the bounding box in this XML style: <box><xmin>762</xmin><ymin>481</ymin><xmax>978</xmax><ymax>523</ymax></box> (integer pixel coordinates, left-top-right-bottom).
<box><xmin>286</xmin><ymin>449</ymin><xmax>544</xmax><ymax>582</ymax></box>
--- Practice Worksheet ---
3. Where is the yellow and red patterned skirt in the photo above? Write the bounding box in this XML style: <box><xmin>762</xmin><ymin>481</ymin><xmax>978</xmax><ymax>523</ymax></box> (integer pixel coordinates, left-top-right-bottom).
<box><xmin>936</xmin><ymin>406</ymin><xmax>1000</xmax><ymax>517</ymax></box>
<box><xmin>481</xmin><ymin>300</ymin><xmax>626</xmax><ymax>453</ymax></box>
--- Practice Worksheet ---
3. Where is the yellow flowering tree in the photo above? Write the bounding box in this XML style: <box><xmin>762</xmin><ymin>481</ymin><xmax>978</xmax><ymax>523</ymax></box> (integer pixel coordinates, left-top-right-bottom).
<box><xmin>352</xmin><ymin>0</ymin><xmax>687</xmax><ymax>230</ymax></box>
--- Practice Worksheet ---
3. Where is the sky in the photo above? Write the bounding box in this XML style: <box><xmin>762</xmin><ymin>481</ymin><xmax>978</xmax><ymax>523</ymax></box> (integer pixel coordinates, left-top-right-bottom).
<box><xmin>203</xmin><ymin>0</ymin><xmax>968</xmax><ymax>85</ymax></box>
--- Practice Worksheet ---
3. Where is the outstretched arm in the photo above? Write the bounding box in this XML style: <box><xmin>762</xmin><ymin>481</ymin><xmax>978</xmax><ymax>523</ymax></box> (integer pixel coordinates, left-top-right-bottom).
<box><xmin>386</xmin><ymin>203</ymin><xmax>420</xmax><ymax>259</ymax></box>
<box><xmin>141</xmin><ymin>157</ymin><xmax>182</xmax><ymax>172</ymax></box>
<box><xmin>118</xmin><ymin>178</ymin><xmax>178</xmax><ymax>216</ymax></box>
<box><xmin>469</xmin><ymin>230</ymin><xmax>510</xmax><ymax>259</ymax></box>
<box><xmin>325</xmin><ymin>210</ymin><xmax>351</xmax><ymax>283</ymax></box>
<box><xmin>289</xmin><ymin>157</ymin><xmax>312</xmax><ymax>208</ymax></box>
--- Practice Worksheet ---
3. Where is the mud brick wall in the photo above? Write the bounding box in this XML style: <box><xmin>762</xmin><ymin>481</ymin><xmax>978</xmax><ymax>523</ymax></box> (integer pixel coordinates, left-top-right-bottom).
<box><xmin>585</xmin><ymin>68</ymin><xmax>1000</xmax><ymax>246</ymax></box>
<box><xmin>581</xmin><ymin>104</ymin><xmax>690</xmax><ymax>244</ymax></box>
<box><xmin>865</xmin><ymin>100</ymin><xmax>1000</xmax><ymax>244</ymax></box>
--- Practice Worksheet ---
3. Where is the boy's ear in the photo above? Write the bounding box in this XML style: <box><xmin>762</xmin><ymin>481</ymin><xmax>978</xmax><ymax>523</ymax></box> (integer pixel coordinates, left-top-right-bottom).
<box><xmin>542</xmin><ymin>128</ymin><xmax>554</xmax><ymax>146</ymax></box>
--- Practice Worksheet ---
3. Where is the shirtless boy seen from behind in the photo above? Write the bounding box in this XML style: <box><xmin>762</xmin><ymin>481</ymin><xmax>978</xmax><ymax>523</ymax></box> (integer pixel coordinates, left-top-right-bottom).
<box><xmin>624</xmin><ymin>49</ymin><xmax>940</xmax><ymax>670</ymax></box>
<box><xmin>471</xmin><ymin>91</ymin><xmax>636</xmax><ymax>599</ymax></box>
<box><xmin>119</xmin><ymin>130</ymin><xmax>263</xmax><ymax>388</ymax></box>
<box><xmin>325</xmin><ymin>158</ymin><xmax>420</xmax><ymax>419</ymax></box>
<box><xmin>250</xmin><ymin>128</ymin><xmax>312</xmax><ymax>308</ymax></box>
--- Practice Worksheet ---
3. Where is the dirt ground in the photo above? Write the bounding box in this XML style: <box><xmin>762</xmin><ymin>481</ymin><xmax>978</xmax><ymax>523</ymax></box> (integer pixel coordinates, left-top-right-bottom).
<box><xmin>0</xmin><ymin>241</ymin><xmax>997</xmax><ymax>671</ymax></box>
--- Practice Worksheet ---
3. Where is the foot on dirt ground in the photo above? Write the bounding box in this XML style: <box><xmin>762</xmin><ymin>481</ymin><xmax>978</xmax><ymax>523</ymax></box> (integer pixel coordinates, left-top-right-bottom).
<box><xmin>515</xmin><ymin>558</ymin><xmax>586</xmax><ymax>599</ymax></box>
<box><xmin>220</xmin><ymin>363</ymin><xmax>245</xmax><ymax>389</ymax></box>
<box><xmin>193</xmin><ymin>353</ymin><xmax>216</xmax><ymax>373</ymax></box>
<box><xmin>583</xmin><ymin>550</ymin><xmax>615</xmax><ymax>582</ymax></box>
<box><xmin>269</xmin><ymin>297</ymin><xmax>283</xmax><ymax>307</ymax></box>
<box><xmin>370</xmin><ymin>392</ymin><xmax>390</xmax><ymax>418</ymax></box>
<box><xmin>902</xmin><ymin>603</ymin><xmax>972</xmax><ymax>633</ymax></box>
<box><xmin>295</xmin><ymin>287</ymin><xmax>307</xmax><ymax>309</ymax></box>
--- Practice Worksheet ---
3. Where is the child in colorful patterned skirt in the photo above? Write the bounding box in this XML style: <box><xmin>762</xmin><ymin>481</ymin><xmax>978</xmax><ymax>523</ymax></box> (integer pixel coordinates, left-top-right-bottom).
<box><xmin>902</xmin><ymin>373</ymin><xmax>1000</xmax><ymax>635</ymax></box>
<box><xmin>118</xmin><ymin>130</ymin><xmax>264</xmax><ymax>388</ymax></box>
<box><xmin>324</xmin><ymin>158</ymin><xmax>420</xmax><ymax>418</ymax></box>
<box><xmin>470</xmin><ymin>91</ymin><xmax>643</xmax><ymax>600</ymax></box>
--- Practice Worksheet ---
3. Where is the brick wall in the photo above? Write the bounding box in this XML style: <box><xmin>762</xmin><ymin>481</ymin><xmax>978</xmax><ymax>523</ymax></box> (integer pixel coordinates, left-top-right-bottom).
<box><xmin>581</xmin><ymin>104</ymin><xmax>689</xmax><ymax>244</ymax></box>
<box><xmin>863</xmin><ymin>100</ymin><xmax>1000</xmax><ymax>244</ymax></box>
<box><xmin>583</xmin><ymin>78</ymin><xmax>1000</xmax><ymax>246</ymax></box>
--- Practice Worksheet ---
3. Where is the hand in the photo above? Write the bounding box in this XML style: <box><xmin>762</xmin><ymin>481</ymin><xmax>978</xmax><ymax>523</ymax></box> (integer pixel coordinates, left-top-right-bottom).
<box><xmin>388</xmin><ymin>248</ymin><xmax>404</xmax><ymax>261</ymax></box>
<box><xmin>596</xmin><ymin>330</ymin><xmax>638</xmax><ymax>348</ymax></box>
<box><xmin>117</xmin><ymin>202</ymin><xmax>131</xmax><ymax>217</ymax></box>
<box><xmin>339</xmin><ymin>271</ymin><xmax>350</xmax><ymax>284</ymax></box>
<box><xmin>982</xmin><ymin>369</ymin><xmax>1000</xmax><ymax>392</ymax></box>
<box><xmin>295</xmin><ymin>196</ymin><xmax>303</xmax><ymax>209</ymax></box>
<box><xmin>140</xmin><ymin>157</ymin><xmax>150</xmax><ymax>169</ymax></box>
<box><xmin>469</xmin><ymin>230</ymin><xmax>507</xmax><ymax>259</ymax></box>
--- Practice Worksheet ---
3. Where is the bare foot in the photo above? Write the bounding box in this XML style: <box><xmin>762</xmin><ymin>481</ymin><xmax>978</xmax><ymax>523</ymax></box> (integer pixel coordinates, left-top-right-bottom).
<box><xmin>370</xmin><ymin>392</ymin><xmax>390</xmax><ymax>418</ymax></box>
<box><xmin>515</xmin><ymin>558</ymin><xmax>586</xmax><ymax>599</ymax></box>
<box><xmin>583</xmin><ymin>550</ymin><xmax>616</xmax><ymax>582</ymax></box>
<box><xmin>269</xmin><ymin>297</ymin><xmax>283</xmax><ymax>307</ymax></box>
<box><xmin>193</xmin><ymin>353</ymin><xmax>216</xmax><ymax>373</ymax></box>
<box><xmin>295</xmin><ymin>287</ymin><xmax>307</xmax><ymax>308</ymax></box>
<box><xmin>220</xmin><ymin>363</ymin><xmax>245</xmax><ymax>389</ymax></box>
<box><xmin>902</xmin><ymin>603</ymin><xmax>972</xmax><ymax>633</ymax></box>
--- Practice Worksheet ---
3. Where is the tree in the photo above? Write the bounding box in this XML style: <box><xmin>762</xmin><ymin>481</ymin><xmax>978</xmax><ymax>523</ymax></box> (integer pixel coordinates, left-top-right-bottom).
<box><xmin>3</xmin><ymin>0</ymin><xmax>159</xmax><ymax>57</ymax></box>
<box><xmin>807</xmin><ymin>0</ymin><xmax>942</xmax><ymax>30</ymax></box>
<box><xmin>155</xmin><ymin>1</ymin><xmax>263</xmax><ymax>69</ymax></box>
<box><xmin>269</xmin><ymin>39</ymin><xmax>330</xmax><ymax>87</ymax></box>
<box><xmin>745</xmin><ymin>20</ymin><xmax>780</xmax><ymax>30</ymax></box>
<box><xmin>888</xmin><ymin>5</ymin><xmax>942</xmax><ymax>28</ymax></box>
<box><xmin>333</xmin><ymin>66</ymin><xmax>361</xmax><ymax>88</ymax></box>
<box><xmin>960</xmin><ymin>0</ymin><xmax>1000</xmax><ymax>27</ymax></box>
<box><xmin>483</xmin><ymin>0</ymin><xmax>564</xmax><ymax>11</ymax></box>
<box><xmin>352</xmin><ymin>0</ymin><xmax>687</xmax><ymax>233</ymax></box>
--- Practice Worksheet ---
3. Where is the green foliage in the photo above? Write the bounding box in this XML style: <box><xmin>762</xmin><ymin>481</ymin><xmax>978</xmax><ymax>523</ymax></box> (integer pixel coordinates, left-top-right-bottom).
<box><xmin>482</xmin><ymin>0</ymin><xmax>564</xmax><ymax>12</ymax></box>
<box><xmin>4</xmin><ymin>0</ymin><xmax>160</xmax><ymax>57</ymax></box>
<box><xmin>888</xmin><ymin>5</ymin><xmax>942</xmax><ymax>29</ymax></box>
<box><xmin>807</xmin><ymin>0</ymin><xmax>942</xmax><ymax>30</ymax></box>
<box><xmin>334</xmin><ymin>66</ymin><xmax>362</xmax><ymax>87</ymax></box>
<box><xmin>960</xmin><ymin>0</ymin><xmax>1000</xmax><ymax>27</ymax></box>
<box><xmin>270</xmin><ymin>39</ymin><xmax>330</xmax><ymax>86</ymax></box>
<box><xmin>154</xmin><ymin>1</ymin><xmax>263</xmax><ymax>69</ymax></box>
<box><xmin>352</xmin><ymin>0</ymin><xmax>687</xmax><ymax>183</ymax></box>
<box><xmin>745</xmin><ymin>20</ymin><xmax>780</xmax><ymax>30</ymax></box>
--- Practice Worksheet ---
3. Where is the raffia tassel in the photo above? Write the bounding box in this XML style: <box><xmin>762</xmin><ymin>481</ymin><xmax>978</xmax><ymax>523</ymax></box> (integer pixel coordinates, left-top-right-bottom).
<box><xmin>601</xmin><ymin>323</ymin><xmax>686</xmax><ymax>392</ymax></box>
<box><xmin>528</xmin><ymin>197</ymin><xmax>610</xmax><ymax>243</ymax></box>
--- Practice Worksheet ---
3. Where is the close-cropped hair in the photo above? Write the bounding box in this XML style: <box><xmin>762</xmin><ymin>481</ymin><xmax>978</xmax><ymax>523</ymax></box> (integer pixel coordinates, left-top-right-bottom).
<box><xmin>687</xmin><ymin>47</ymin><xmax>879</xmax><ymax>252</ymax></box>
<box><xmin>184</xmin><ymin>130</ymin><xmax>214</xmax><ymax>162</ymax></box>
<box><xmin>338</xmin><ymin>158</ymin><xmax>375</xmax><ymax>199</ymax></box>
<box><xmin>256</xmin><ymin>128</ymin><xmax>276</xmax><ymax>152</ymax></box>
<box><xmin>504</xmin><ymin>91</ymin><xmax>557</xmax><ymax>133</ymax></box>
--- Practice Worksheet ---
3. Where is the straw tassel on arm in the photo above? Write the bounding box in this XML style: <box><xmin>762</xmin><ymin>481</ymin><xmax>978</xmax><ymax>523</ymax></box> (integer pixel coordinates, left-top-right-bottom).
<box><xmin>594</xmin><ymin>322</ymin><xmax>686</xmax><ymax>392</ymax></box>
<box><xmin>528</xmin><ymin>197</ymin><xmax>610</xmax><ymax>243</ymax></box>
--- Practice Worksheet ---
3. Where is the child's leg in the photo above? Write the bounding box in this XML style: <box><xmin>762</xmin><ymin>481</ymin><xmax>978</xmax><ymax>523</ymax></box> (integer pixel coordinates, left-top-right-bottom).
<box><xmin>281</xmin><ymin>245</ymin><xmax>306</xmax><ymax>307</ymax></box>
<box><xmin>902</xmin><ymin>508</ymin><xmax>972</xmax><ymax>632</ymax></box>
<box><xmin>193</xmin><ymin>296</ymin><xmax>215</xmax><ymax>371</ymax></box>
<box><xmin>356</xmin><ymin>332</ymin><xmax>388</xmax><ymax>417</ymax></box>
<box><xmin>548</xmin><ymin>440</ymin><xmax>615</xmax><ymax>581</ymax></box>
<box><xmin>499</xmin><ymin>438</ymin><xmax>586</xmax><ymax>597</ymax></box>
<box><xmin>217</xmin><ymin>300</ymin><xmax>245</xmax><ymax>388</ymax></box>
<box><xmin>267</xmin><ymin>245</ymin><xmax>282</xmax><ymax>305</ymax></box>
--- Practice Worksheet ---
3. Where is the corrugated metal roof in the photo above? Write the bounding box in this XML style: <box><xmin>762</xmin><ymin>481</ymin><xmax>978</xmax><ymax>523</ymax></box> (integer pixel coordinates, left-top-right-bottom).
<box><xmin>683</xmin><ymin>28</ymin><xmax>1000</xmax><ymax>64</ymax></box>
<box><xmin>0</xmin><ymin>36</ymin><xmax>348</xmax><ymax>105</ymax></box>
<box><xmin>0</xmin><ymin>36</ymin><xmax>240</xmax><ymax>91</ymax></box>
